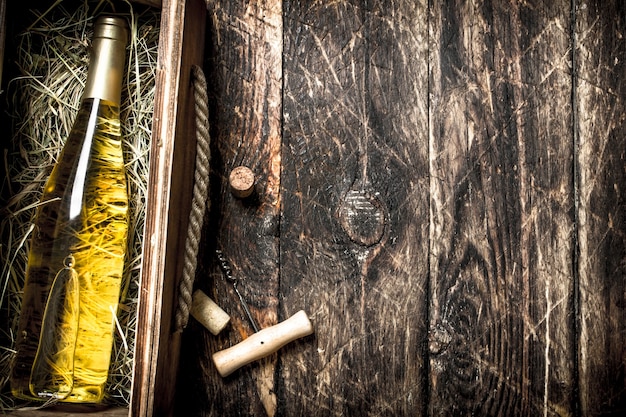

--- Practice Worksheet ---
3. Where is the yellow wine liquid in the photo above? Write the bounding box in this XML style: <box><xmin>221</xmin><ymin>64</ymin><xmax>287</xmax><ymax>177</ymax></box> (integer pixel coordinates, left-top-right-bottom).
<box><xmin>11</xmin><ymin>98</ymin><xmax>129</xmax><ymax>403</ymax></box>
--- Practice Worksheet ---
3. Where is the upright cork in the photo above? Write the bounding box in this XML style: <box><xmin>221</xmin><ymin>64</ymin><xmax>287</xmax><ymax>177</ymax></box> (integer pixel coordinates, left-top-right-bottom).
<box><xmin>229</xmin><ymin>166</ymin><xmax>256</xmax><ymax>199</ymax></box>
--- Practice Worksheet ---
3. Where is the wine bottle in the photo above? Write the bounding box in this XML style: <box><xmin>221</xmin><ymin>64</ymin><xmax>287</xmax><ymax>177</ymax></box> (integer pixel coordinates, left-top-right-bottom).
<box><xmin>11</xmin><ymin>15</ymin><xmax>129</xmax><ymax>403</ymax></box>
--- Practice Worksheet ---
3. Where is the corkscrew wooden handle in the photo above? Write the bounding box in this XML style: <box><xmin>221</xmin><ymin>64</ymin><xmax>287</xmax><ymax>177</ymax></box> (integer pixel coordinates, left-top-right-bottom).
<box><xmin>212</xmin><ymin>310</ymin><xmax>314</xmax><ymax>377</ymax></box>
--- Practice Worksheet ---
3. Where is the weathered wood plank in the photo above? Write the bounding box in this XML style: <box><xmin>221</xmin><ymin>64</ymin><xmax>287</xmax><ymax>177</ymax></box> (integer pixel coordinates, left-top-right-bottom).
<box><xmin>279</xmin><ymin>1</ymin><xmax>429</xmax><ymax>415</ymax></box>
<box><xmin>576</xmin><ymin>0</ymin><xmax>626</xmax><ymax>415</ymax></box>
<box><xmin>429</xmin><ymin>0</ymin><xmax>575</xmax><ymax>415</ymax></box>
<box><xmin>132</xmin><ymin>0</ymin><xmax>206</xmax><ymax>416</ymax></box>
<box><xmin>167</xmin><ymin>1</ymin><xmax>626</xmax><ymax>415</ymax></box>
<box><xmin>175</xmin><ymin>1</ymin><xmax>282</xmax><ymax>416</ymax></box>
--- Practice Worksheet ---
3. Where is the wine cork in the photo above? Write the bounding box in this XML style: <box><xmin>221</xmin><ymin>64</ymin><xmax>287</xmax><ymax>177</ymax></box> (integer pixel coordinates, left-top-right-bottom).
<box><xmin>229</xmin><ymin>166</ymin><xmax>255</xmax><ymax>199</ymax></box>
<box><xmin>190</xmin><ymin>290</ymin><xmax>231</xmax><ymax>335</ymax></box>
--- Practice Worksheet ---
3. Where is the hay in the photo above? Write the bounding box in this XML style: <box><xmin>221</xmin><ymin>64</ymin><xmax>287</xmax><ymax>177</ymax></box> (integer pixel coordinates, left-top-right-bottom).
<box><xmin>0</xmin><ymin>0</ymin><xmax>159</xmax><ymax>409</ymax></box>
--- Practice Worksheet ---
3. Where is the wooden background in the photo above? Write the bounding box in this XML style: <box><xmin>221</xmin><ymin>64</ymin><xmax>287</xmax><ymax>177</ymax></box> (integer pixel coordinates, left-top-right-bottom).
<box><xmin>174</xmin><ymin>0</ymin><xmax>626</xmax><ymax>416</ymax></box>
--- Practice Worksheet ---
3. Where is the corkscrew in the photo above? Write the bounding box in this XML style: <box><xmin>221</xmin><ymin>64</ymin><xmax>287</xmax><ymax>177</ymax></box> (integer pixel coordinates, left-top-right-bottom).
<box><xmin>215</xmin><ymin>249</ymin><xmax>260</xmax><ymax>333</ymax></box>
<box><xmin>210</xmin><ymin>249</ymin><xmax>314</xmax><ymax>377</ymax></box>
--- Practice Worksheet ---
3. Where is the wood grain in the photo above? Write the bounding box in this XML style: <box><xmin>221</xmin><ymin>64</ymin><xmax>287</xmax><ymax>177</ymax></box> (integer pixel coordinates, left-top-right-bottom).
<box><xmin>429</xmin><ymin>0</ymin><xmax>575</xmax><ymax>415</ymax></box>
<box><xmin>175</xmin><ymin>1</ymin><xmax>283</xmax><ymax>416</ymax></box>
<box><xmin>131</xmin><ymin>0</ymin><xmax>206</xmax><ymax>416</ymax></box>
<box><xmin>279</xmin><ymin>1</ymin><xmax>429</xmax><ymax>415</ymax></box>
<box><xmin>576</xmin><ymin>1</ymin><xmax>626</xmax><ymax>415</ymax></box>
<box><xmin>167</xmin><ymin>1</ymin><xmax>626</xmax><ymax>415</ymax></box>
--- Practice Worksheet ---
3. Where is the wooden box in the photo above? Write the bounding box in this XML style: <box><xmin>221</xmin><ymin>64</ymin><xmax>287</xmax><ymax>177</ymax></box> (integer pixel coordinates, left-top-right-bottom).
<box><xmin>4</xmin><ymin>0</ymin><xmax>626</xmax><ymax>416</ymax></box>
<box><xmin>130</xmin><ymin>0</ymin><xmax>205</xmax><ymax>416</ymax></box>
<box><xmin>1</xmin><ymin>0</ymin><xmax>204</xmax><ymax>415</ymax></box>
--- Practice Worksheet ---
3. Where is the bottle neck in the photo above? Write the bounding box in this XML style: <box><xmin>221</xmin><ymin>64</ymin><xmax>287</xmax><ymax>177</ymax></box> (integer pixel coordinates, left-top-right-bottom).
<box><xmin>83</xmin><ymin>17</ymin><xmax>128</xmax><ymax>106</ymax></box>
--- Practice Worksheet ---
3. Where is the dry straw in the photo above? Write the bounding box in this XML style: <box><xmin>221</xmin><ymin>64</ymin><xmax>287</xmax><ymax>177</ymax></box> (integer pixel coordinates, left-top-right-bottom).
<box><xmin>0</xmin><ymin>0</ymin><xmax>159</xmax><ymax>409</ymax></box>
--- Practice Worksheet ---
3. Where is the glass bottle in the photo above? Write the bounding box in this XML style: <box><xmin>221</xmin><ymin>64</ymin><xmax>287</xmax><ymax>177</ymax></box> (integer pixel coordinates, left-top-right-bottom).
<box><xmin>11</xmin><ymin>15</ymin><xmax>129</xmax><ymax>404</ymax></box>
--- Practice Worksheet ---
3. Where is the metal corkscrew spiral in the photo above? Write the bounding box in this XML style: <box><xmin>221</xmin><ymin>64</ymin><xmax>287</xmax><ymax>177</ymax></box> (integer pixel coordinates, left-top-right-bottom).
<box><xmin>215</xmin><ymin>250</ymin><xmax>260</xmax><ymax>333</ymax></box>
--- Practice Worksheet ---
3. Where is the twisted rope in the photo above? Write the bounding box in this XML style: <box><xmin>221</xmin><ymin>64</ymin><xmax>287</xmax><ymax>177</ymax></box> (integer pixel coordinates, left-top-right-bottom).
<box><xmin>175</xmin><ymin>65</ymin><xmax>211</xmax><ymax>332</ymax></box>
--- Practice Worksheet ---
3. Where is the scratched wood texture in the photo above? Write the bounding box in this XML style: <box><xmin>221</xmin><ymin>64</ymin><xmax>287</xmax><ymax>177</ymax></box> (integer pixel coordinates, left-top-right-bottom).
<box><xmin>175</xmin><ymin>1</ymin><xmax>283</xmax><ymax>416</ymax></box>
<box><xmin>576</xmin><ymin>1</ymin><xmax>626</xmax><ymax>415</ymax></box>
<box><xmin>174</xmin><ymin>0</ymin><xmax>626</xmax><ymax>416</ymax></box>
<box><xmin>279</xmin><ymin>0</ymin><xmax>430</xmax><ymax>415</ymax></box>
<box><xmin>429</xmin><ymin>0</ymin><xmax>576</xmax><ymax>415</ymax></box>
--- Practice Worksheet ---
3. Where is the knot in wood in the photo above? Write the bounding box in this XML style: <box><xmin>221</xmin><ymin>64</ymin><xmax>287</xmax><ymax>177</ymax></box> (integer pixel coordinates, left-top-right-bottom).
<box><xmin>337</xmin><ymin>189</ymin><xmax>386</xmax><ymax>247</ymax></box>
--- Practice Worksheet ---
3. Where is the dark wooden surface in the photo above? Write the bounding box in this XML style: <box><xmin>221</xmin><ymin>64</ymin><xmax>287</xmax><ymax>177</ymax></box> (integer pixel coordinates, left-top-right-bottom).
<box><xmin>176</xmin><ymin>1</ymin><xmax>283</xmax><ymax>416</ymax></box>
<box><xmin>429</xmin><ymin>1</ymin><xmax>576</xmax><ymax>415</ymax></box>
<box><xmin>175</xmin><ymin>0</ymin><xmax>626</xmax><ymax>416</ymax></box>
<box><xmin>279</xmin><ymin>1</ymin><xmax>429</xmax><ymax>415</ymax></box>
<box><xmin>577</xmin><ymin>1</ymin><xmax>626</xmax><ymax>415</ymax></box>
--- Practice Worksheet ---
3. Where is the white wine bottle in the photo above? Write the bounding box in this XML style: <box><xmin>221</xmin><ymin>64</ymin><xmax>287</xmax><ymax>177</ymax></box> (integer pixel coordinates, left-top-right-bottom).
<box><xmin>11</xmin><ymin>15</ymin><xmax>129</xmax><ymax>403</ymax></box>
